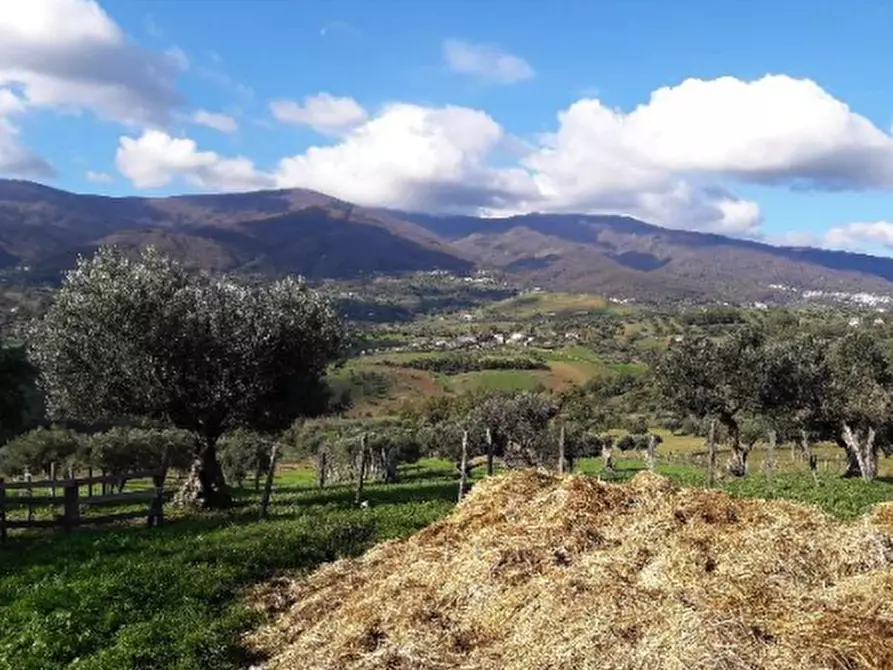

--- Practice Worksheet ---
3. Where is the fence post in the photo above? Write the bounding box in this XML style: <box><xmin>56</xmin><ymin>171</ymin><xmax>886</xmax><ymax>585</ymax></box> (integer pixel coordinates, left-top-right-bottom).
<box><xmin>707</xmin><ymin>420</ymin><xmax>717</xmax><ymax>488</ymax></box>
<box><xmin>260</xmin><ymin>442</ymin><xmax>280</xmax><ymax>519</ymax></box>
<box><xmin>317</xmin><ymin>451</ymin><xmax>327</xmax><ymax>489</ymax></box>
<box><xmin>558</xmin><ymin>425</ymin><xmax>566</xmax><ymax>474</ymax></box>
<box><xmin>24</xmin><ymin>467</ymin><xmax>33</xmax><ymax>522</ymax></box>
<box><xmin>148</xmin><ymin>453</ymin><xmax>171</xmax><ymax>527</ymax></box>
<box><xmin>62</xmin><ymin>481</ymin><xmax>79</xmax><ymax>533</ymax></box>
<box><xmin>646</xmin><ymin>433</ymin><xmax>657</xmax><ymax>472</ymax></box>
<box><xmin>354</xmin><ymin>434</ymin><xmax>368</xmax><ymax>507</ymax></box>
<box><xmin>485</xmin><ymin>427</ymin><xmax>494</xmax><ymax>476</ymax></box>
<box><xmin>50</xmin><ymin>462</ymin><xmax>56</xmax><ymax>499</ymax></box>
<box><xmin>602</xmin><ymin>442</ymin><xmax>615</xmax><ymax>475</ymax></box>
<box><xmin>0</xmin><ymin>478</ymin><xmax>7</xmax><ymax>544</ymax></box>
<box><xmin>800</xmin><ymin>430</ymin><xmax>819</xmax><ymax>486</ymax></box>
<box><xmin>765</xmin><ymin>429</ymin><xmax>776</xmax><ymax>483</ymax></box>
<box><xmin>458</xmin><ymin>430</ymin><xmax>469</xmax><ymax>501</ymax></box>
<box><xmin>87</xmin><ymin>467</ymin><xmax>94</xmax><ymax>498</ymax></box>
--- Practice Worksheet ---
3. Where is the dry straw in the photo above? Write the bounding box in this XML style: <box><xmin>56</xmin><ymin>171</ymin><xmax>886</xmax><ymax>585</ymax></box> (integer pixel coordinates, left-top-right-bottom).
<box><xmin>246</xmin><ymin>471</ymin><xmax>893</xmax><ymax>670</ymax></box>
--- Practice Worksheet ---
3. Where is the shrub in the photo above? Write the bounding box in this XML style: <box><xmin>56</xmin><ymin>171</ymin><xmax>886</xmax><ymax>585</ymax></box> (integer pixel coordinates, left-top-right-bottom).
<box><xmin>0</xmin><ymin>426</ymin><xmax>82</xmax><ymax>477</ymax></box>
<box><xmin>218</xmin><ymin>429</ymin><xmax>274</xmax><ymax>489</ymax></box>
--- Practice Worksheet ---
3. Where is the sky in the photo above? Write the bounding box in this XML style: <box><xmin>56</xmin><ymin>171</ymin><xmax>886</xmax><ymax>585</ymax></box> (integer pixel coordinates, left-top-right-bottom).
<box><xmin>3</xmin><ymin>0</ymin><xmax>893</xmax><ymax>254</ymax></box>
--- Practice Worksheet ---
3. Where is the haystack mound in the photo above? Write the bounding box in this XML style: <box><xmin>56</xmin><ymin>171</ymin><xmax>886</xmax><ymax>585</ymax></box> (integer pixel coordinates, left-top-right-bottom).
<box><xmin>246</xmin><ymin>471</ymin><xmax>893</xmax><ymax>670</ymax></box>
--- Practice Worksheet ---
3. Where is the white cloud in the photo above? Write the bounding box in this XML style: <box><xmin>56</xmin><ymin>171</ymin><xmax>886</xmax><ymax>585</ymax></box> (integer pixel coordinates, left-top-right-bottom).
<box><xmin>270</xmin><ymin>93</ymin><xmax>367</xmax><ymax>136</ymax></box>
<box><xmin>617</xmin><ymin>75</ymin><xmax>893</xmax><ymax>189</ymax></box>
<box><xmin>274</xmin><ymin>103</ymin><xmax>535</xmax><ymax>211</ymax></box>
<box><xmin>824</xmin><ymin>221</ymin><xmax>893</xmax><ymax>250</ymax></box>
<box><xmin>513</xmin><ymin>74</ymin><xmax>893</xmax><ymax>234</ymax></box>
<box><xmin>115</xmin><ymin>130</ymin><xmax>271</xmax><ymax>191</ymax></box>
<box><xmin>114</xmin><ymin>74</ymin><xmax>893</xmax><ymax>242</ymax></box>
<box><xmin>191</xmin><ymin>109</ymin><xmax>238</xmax><ymax>133</ymax></box>
<box><xmin>443</xmin><ymin>39</ymin><xmax>535</xmax><ymax>84</ymax></box>
<box><xmin>0</xmin><ymin>0</ymin><xmax>183</xmax><ymax>126</ymax></box>
<box><xmin>0</xmin><ymin>89</ymin><xmax>26</xmax><ymax>117</ymax></box>
<box><xmin>85</xmin><ymin>169</ymin><xmax>113</xmax><ymax>183</ymax></box>
<box><xmin>0</xmin><ymin>118</ymin><xmax>54</xmax><ymax>178</ymax></box>
<box><xmin>0</xmin><ymin>88</ymin><xmax>54</xmax><ymax>178</ymax></box>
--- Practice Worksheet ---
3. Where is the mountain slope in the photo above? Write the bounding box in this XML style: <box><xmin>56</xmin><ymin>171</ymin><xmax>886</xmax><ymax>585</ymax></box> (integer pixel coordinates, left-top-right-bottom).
<box><xmin>400</xmin><ymin>211</ymin><xmax>893</xmax><ymax>301</ymax></box>
<box><xmin>3</xmin><ymin>179</ymin><xmax>893</xmax><ymax>302</ymax></box>
<box><xmin>0</xmin><ymin>181</ymin><xmax>472</xmax><ymax>278</ymax></box>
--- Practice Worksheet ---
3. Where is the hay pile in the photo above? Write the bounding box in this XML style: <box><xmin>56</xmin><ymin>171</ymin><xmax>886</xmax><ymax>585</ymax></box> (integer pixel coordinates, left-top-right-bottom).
<box><xmin>246</xmin><ymin>471</ymin><xmax>893</xmax><ymax>670</ymax></box>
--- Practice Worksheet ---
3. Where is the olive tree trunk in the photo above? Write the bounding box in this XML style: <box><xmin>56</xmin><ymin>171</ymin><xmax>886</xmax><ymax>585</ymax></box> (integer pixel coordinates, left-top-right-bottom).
<box><xmin>841</xmin><ymin>423</ymin><xmax>879</xmax><ymax>482</ymax></box>
<box><xmin>458</xmin><ymin>430</ymin><xmax>469</xmax><ymax>501</ymax></box>
<box><xmin>800</xmin><ymin>430</ymin><xmax>819</xmax><ymax>485</ymax></box>
<box><xmin>723</xmin><ymin>416</ymin><xmax>748</xmax><ymax>477</ymax></box>
<box><xmin>175</xmin><ymin>439</ymin><xmax>231</xmax><ymax>508</ymax></box>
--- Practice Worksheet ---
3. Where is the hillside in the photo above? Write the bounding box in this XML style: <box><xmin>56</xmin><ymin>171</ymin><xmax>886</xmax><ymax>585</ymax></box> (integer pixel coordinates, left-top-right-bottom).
<box><xmin>4</xmin><ymin>179</ymin><xmax>893</xmax><ymax>301</ymax></box>
<box><xmin>402</xmin><ymin>211</ymin><xmax>893</xmax><ymax>301</ymax></box>
<box><xmin>0</xmin><ymin>180</ymin><xmax>472</xmax><ymax>279</ymax></box>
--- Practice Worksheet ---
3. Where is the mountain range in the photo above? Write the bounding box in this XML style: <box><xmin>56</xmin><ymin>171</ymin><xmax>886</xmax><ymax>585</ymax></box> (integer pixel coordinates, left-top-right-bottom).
<box><xmin>2</xmin><ymin>178</ymin><xmax>893</xmax><ymax>303</ymax></box>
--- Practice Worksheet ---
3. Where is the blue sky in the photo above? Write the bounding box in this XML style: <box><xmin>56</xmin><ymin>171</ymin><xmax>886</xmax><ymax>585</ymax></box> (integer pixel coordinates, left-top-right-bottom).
<box><xmin>3</xmin><ymin>0</ymin><xmax>893</xmax><ymax>254</ymax></box>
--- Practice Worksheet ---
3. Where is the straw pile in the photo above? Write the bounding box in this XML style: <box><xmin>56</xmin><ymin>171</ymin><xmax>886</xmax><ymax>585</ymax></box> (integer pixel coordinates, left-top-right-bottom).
<box><xmin>246</xmin><ymin>471</ymin><xmax>893</xmax><ymax>670</ymax></box>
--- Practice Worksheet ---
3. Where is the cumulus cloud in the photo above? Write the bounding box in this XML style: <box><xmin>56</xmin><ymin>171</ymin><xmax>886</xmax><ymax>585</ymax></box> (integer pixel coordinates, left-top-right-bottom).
<box><xmin>114</xmin><ymin>74</ymin><xmax>893</xmax><ymax>240</ymax></box>
<box><xmin>0</xmin><ymin>0</ymin><xmax>184</xmax><ymax>126</ymax></box>
<box><xmin>270</xmin><ymin>93</ymin><xmax>367</xmax><ymax>136</ymax></box>
<box><xmin>443</xmin><ymin>39</ymin><xmax>535</xmax><ymax>84</ymax></box>
<box><xmin>191</xmin><ymin>109</ymin><xmax>238</xmax><ymax>133</ymax></box>
<box><xmin>274</xmin><ymin>103</ymin><xmax>535</xmax><ymax>211</ymax></box>
<box><xmin>115</xmin><ymin>130</ymin><xmax>271</xmax><ymax>191</ymax></box>
<box><xmin>824</xmin><ymin>221</ymin><xmax>893</xmax><ymax>251</ymax></box>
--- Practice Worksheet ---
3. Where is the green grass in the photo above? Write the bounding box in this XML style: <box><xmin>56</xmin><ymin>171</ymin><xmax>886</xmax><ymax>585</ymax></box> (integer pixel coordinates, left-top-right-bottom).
<box><xmin>0</xmin><ymin>457</ymin><xmax>889</xmax><ymax>669</ymax></box>
<box><xmin>0</xmin><ymin>461</ymin><xmax>458</xmax><ymax>670</ymax></box>
<box><xmin>484</xmin><ymin>292</ymin><xmax>616</xmax><ymax>319</ymax></box>
<box><xmin>575</xmin><ymin>457</ymin><xmax>892</xmax><ymax>519</ymax></box>
<box><xmin>443</xmin><ymin>369</ymin><xmax>547</xmax><ymax>393</ymax></box>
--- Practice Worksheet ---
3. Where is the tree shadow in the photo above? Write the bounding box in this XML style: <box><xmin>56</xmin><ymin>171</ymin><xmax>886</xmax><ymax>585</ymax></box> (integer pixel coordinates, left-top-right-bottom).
<box><xmin>0</xmin><ymin>474</ymin><xmax>459</xmax><ymax>574</ymax></box>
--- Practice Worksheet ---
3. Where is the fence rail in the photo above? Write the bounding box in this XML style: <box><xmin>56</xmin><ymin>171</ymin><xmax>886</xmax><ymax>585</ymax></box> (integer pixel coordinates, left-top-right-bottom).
<box><xmin>0</xmin><ymin>466</ymin><xmax>169</xmax><ymax>544</ymax></box>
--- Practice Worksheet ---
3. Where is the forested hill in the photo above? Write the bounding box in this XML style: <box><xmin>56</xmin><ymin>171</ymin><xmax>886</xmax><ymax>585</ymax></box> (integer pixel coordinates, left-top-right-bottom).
<box><xmin>4</xmin><ymin>179</ymin><xmax>893</xmax><ymax>302</ymax></box>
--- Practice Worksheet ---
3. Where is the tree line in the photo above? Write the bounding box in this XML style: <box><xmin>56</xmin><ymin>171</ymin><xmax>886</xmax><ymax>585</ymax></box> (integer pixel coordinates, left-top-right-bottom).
<box><xmin>382</xmin><ymin>352</ymin><xmax>549</xmax><ymax>375</ymax></box>
<box><xmin>655</xmin><ymin>326</ymin><xmax>893</xmax><ymax>481</ymax></box>
<box><xmin>1</xmin><ymin>245</ymin><xmax>890</xmax><ymax>512</ymax></box>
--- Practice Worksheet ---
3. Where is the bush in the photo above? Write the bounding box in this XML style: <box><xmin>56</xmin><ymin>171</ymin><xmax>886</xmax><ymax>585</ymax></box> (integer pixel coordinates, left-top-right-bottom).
<box><xmin>87</xmin><ymin>427</ymin><xmax>195</xmax><ymax>476</ymax></box>
<box><xmin>616</xmin><ymin>433</ymin><xmax>664</xmax><ymax>452</ymax></box>
<box><xmin>386</xmin><ymin>353</ymin><xmax>548</xmax><ymax>375</ymax></box>
<box><xmin>625</xmin><ymin>416</ymin><xmax>649</xmax><ymax>435</ymax></box>
<box><xmin>218</xmin><ymin>429</ymin><xmax>274</xmax><ymax>488</ymax></box>
<box><xmin>0</xmin><ymin>426</ymin><xmax>195</xmax><ymax>479</ymax></box>
<box><xmin>0</xmin><ymin>427</ymin><xmax>82</xmax><ymax>477</ymax></box>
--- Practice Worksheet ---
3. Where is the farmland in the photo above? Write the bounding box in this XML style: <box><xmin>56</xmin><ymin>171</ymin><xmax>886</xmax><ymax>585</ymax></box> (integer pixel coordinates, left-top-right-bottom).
<box><xmin>1</xmin><ymin>449</ymin><xmax>889</xmax><ymax>670</ymax></box>
<box><xmin>1</xmin><ymin>266</ymin><xmax>892</xmax><ymax>669</ymax></box>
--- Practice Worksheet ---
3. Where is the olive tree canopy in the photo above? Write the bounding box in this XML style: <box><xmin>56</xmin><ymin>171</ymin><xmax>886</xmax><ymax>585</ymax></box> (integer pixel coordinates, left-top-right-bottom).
<box><xmin>28</xmin><ymin>247</ymin><xmax>345</xmax><ymax>505</ymax></box>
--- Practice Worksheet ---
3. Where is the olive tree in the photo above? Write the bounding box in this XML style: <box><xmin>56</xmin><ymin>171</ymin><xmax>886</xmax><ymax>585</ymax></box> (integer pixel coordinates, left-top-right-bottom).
<box><xmin>826</xmin><ymin>331</ymin><xmax>893</xmax><ymax>482</ymax></box>
<box><xmin>468</xmin><ymin>392</ymin><xmax>558</xmax><ymax>468</ymax></box>
<box><xmin>655</xmin><ymin>328</ymin><xmax>769</xmax><ymax>475</ymax></box>
<box><xmin>28</xmin><ymin>247</ymin><xmax>345</xmax><ymax>506</ymax></box>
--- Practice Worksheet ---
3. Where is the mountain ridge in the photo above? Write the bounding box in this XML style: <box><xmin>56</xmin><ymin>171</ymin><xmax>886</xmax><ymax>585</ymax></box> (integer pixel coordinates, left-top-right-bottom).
<box><xmin>1</xmin><ymin>179</ymin><xmax>892</xmax><ymax>302</ymax></box>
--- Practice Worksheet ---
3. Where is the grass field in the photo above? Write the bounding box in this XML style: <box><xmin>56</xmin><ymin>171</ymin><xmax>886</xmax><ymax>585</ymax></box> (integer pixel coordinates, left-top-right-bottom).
<box><xmin>484</xmin><ymin>292</ymin><xmax>615</xmax><ymax>319</ymax></box>
<box><xmin>342</xmin><ymin>344</ymin><xmax>642</xmax><ymax>411</ymax></box>
<box><xmin>1</xmin><ymin>454</ymin><xmax>890</xmax><ymax>669</ymax></box>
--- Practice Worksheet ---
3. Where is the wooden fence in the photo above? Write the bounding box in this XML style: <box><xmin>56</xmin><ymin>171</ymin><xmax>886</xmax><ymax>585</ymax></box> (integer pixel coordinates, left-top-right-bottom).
<box><xmin>0</xmin><ymin>466</ymin><xmax>169</xmax><ymax>544</ymax></box>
